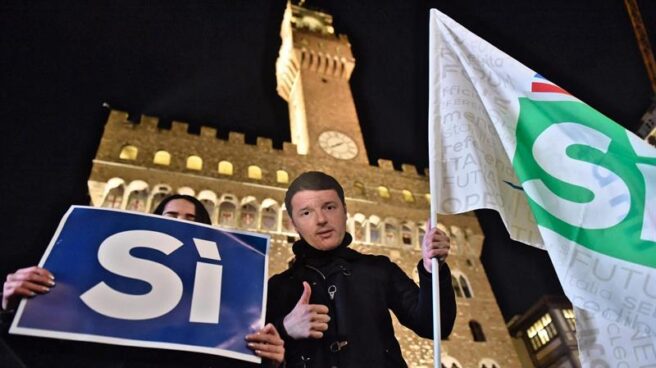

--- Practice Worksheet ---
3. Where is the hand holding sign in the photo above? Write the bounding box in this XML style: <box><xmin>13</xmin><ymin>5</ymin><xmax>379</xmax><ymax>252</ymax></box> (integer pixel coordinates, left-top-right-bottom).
<box><xmin>2</xmin><ymin>266</ymin><xmax>55</xmax><ymax>311</ymax></box>
<box><xmin>10</xmin><ymin>206</ymin><xmax>270</xmax><ymax>364</ymax></box>
<box><xmin>245</xmin><ymin>323</ymin><xmax>285</xmax><ymax>365</ymax></box>
<box><xmin>283</xmin><ymin>281</ymin><xmax>330</xmax><ymax>339</ymax></box>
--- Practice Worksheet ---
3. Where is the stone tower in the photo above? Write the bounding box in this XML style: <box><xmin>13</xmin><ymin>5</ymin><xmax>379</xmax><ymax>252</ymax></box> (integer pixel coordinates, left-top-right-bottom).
<box><xmin>86</xmin><ymin>3</ymin><xmax>521</xmax><ymax>367</ymax></box>
<box><xmin>276</xmin><ymin>4</ymin><xmax>367</xmax><ymax>164</ymax></box>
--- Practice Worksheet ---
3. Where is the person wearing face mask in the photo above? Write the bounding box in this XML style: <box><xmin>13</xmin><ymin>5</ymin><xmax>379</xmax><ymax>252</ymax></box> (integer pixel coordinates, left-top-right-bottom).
<box><xmin>266</xmin><ymin>171</ymin><xmax>456</xmax><ymax>368</ymax></box>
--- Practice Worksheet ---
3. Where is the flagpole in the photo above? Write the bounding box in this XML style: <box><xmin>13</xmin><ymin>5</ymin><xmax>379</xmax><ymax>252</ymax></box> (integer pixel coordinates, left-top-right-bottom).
<box><xmin>428</xmin><ymin>9</ymin><xmax>441</xmax><ymax>368</ymax></box>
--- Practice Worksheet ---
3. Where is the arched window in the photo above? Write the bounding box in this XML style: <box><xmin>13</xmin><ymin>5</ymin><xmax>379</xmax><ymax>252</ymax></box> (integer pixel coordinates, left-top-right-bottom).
<box><xmin>153</xmin><ymin>150</ymin><xmax>171</xmax><ymax>166</ymax></box>
<box><xmin>218</xmin><ymin>198</ymin><xmax>237</xmax><ymax>227</ymax></box>
<box><xmin>470</xmin><ymin>320</ymin><xmax>486</xmax><ymax>342</ymax></box>
<box><xmin>240</xmin><ymin>197</ymin><xmax>259</xmax><ymax>229</ymax></box>
<box><xmin>384</xmin><ymin>219</ymin><xmax>398</xmax><ymax>246</ymax></box>
<box><xmin>276</xmin><ymin>170</ymin><xmax>289</xmax><ymax>184</ymax></box>
<box><xmin>119</xmin><ymin>145</ymin><xmax>138</xmax><ymax>160</ymax></box>
<box><xmin>377</xmin><ymin>186</ymin><xmax>390</xmax><ymax>199</ymax></box>
<box><xmin>401</xmin><ymin>223</ymin><xmax>413</xmax><ymax>246</ymax></box>
<box><xmin>149</xmin><ymin>185</ymin><xmax>172</xmax><ymax>212</ymax></box>
<box><xmin>218</xmin><ymin>161</ymin><xmax>233</xmax><ymax>175</ymax></box>
<box><xmin>198</xmin><ymin>190</ymin><xmax>218</xmax><ymax>223</ymax></box>
<box><xmin>479</xmin><ymin>358</ymin><xmax>500</xmax><ymax>368</ymax></box>
<box><xmin>125</xmin><ymin>189</ymin><xmax>148</xmax><ymax>212</ymax></box>
<box><xmin>460</xmin><ymin>275</ymin><xmax>473</xmax><ymax>298</ymax></box>
<box><xmin>126</xmin><ymin>180</ymin><xmax>149</xmax><ymax>212</ymax></box>
<box><xmin>186</xmin><ymin>155</ymin><xmax>203</xmax><ymax>170</ymax></box>
<box><xmin>402</xmin><ymin>189</ymin><xmax>414</xmax><ymax>202</ymax></box>
<box><xmin>354</xmin><ymin>181</ymin><xmax>366</xmax><ymax>196</ymax></box>
<box><xmin>177</xmin><ymin>187</ymin><xmax>195</xmax><ymax>196</ymax></box>
<box><xmin>441</xmin><ymin>356</ymin><xmax>463</xmax><ymax>368</ymax></box>
<box><xmin>260</xmin><ymin>199</ymin><xmax>279</xmax><ymax>231</ymax></box>
<box><xmin>352</xmin><ymin>213</ymin><xmax>367</xmax><ymax>242</ymax></box>
<box><xmin>369</xmin><ymin>216</ymin><xmax>381</xmax><ymax>244</ymax></box>
<box><xmin>451</xmin><ymin>276</ymin><xmax>463</xmax><ymax>297</ymax></box>
<box><xmin>101</xmin><ymin>178</ymin><xmax>126</xmax><ymax>209</ymax></box>
<box><xmin>248</xmin><ymin>165</ymin><xmax>262</xmax><ymax>180</ymax></box>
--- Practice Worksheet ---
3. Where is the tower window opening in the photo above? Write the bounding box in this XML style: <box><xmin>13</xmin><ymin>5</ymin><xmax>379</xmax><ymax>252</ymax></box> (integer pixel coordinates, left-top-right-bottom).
<box><xmin>119</xmin><ymin>145</ymin><xmax>138</xmax><ymax>160</ymax></box>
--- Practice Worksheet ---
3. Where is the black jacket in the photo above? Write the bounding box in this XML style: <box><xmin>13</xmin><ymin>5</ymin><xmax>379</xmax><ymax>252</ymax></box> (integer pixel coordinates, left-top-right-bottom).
<box><xmin>266</xmin><ymin>234</ymin><xmax>457</xmax><ymax>368</ymax></box>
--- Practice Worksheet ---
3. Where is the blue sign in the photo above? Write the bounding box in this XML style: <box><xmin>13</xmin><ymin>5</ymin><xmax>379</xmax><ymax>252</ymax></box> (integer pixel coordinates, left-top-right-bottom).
<box><xmin>10</xmin><ymin>206</ymin><xmax>269</xmax><ymax>364</ymax></box>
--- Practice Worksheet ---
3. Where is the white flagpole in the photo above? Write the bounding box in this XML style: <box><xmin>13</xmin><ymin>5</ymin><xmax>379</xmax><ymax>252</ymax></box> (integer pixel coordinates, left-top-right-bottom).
<box><xmin>428</xmin><ymin>9</ymin><xmax>441</xmax><ymax>368</ymax></box>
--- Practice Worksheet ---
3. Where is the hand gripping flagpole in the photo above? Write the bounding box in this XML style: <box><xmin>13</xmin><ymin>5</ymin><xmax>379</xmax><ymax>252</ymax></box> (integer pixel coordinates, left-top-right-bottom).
<box><xmin>428</xmin><ymin>9</ymin><xmax>441</xmax><ymax>368</ymax></box>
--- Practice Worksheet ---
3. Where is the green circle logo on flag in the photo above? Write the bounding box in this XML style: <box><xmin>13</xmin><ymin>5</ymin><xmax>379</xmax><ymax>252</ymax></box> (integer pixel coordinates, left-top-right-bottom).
<box><xmin>514</xmin><ymin>98</ymin><xmax>656</xmax><ymax>268</ymax></box>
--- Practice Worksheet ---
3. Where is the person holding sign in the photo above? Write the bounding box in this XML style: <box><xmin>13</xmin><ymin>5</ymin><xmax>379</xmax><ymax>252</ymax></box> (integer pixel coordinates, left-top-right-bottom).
<box><xmin>1</xmin><ymin>194</ymin><xmax>284</xmax><ymax>367</ymax></box>
<box><xmin>266</xmin><ymin>171</ymin><xmax>456</xmax><ymax>367</ymax></box>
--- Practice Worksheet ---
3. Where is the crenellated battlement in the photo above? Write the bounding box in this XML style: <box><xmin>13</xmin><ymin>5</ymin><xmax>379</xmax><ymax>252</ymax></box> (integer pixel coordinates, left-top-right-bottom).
<box><xmin>95</xmin><ymin>109</ymin><xmax>440</xmax><ymax>215</ymax></box>
<box><xmin>104</xmin><ymin>109</ymin><xmax>297</xmax><ymax>154</ymax></box>
<box><xmin>103</xmin><ymin>109</ymin><xmax>426</xmax><ymax>178</ymax></box>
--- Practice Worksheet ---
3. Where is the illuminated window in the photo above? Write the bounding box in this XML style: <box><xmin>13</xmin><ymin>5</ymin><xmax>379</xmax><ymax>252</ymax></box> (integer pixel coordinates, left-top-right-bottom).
<box><xmin>126</xmin><ymin>189</ymin><xmax>148</xmax><ymax>212</ymax></box>
<box><xmin>101</xmin><ymin>179</ymin><xmax>125</xmax><ymax>209</ymax></box>
<box><xmin>200</xmin><ymin>199</ymin><xmax>216</xmax><ymax>222</ymax></box>
<box><xmin>219</xmin><ymin>201</ymin><xmax>236</xmax><ymax>226</ymax></box>
<box><xmin>401</xmin><ymin>224</ymin><xmax>413</xmax><ymax>246</ymax></box>
<box><xmin>425</xmin><ymin>193</ymin><xmax>431</xmax><ymax>203</ymax></box>
<box><xmin>260</xmin><ymin>199</ymin><xmax>280</xmax><ymax>231</ymax></box>
<box><xmin>177</xmin><ymin>186</ymin><xmax>195</xmax><ymax>196</ymax></box>
<box><xmin>469</xmin><ymin>320</ymin><xmax>486</xmax><ymax>342</ymax></box>
<box><xmin>149</xmin><ymin>186</ymin><xmax>172</xmax><ymax>211</ymax></box>
<box><xmin>353</xmin><ymin>213</ymin><xmax>367</xmax><ymax>242</ymax></box>
<box><xmin>240</xmin><ymin>203</ymin><xmax>258</xmax><ymax>228</ymax></box>
<box><xmin>527</xmin><ymin>313</ymin><xmax>558</xmax><ymax>351</ymax></box>
<box><xmin>562</xmin><ymin>308</ymin><xmax>576</xmax><ymax>332</ymax></box>
<box><xmin>153</xmin><ymin>150</ymin><xmax>171</xmax><ymax>166</ymax></box>
<box><xmin>479</xmin><ymin>358</ymin><xmax>500</xmax><ymax>368</ymax></box>
<box><xmin>198</xmin><ymin>191</ymin><xmax>217</xmax><ymax>222</ymax></box>
<box><xmin>218</xmin><ymin>161</ymin><xmax>233</xmax><ymax>175</ymax></box>
<box><xmin>440</xmin><ymin>357</ymin><xmax>463</xmax><ymax>368</ymax></box>
<box><xmin>276</xmin><ymin>170</ymin><xmax>289</xmax><ymax>184</ymax></box>
<box><xmin>248</xmin><ymin>165</ymin><xmax>262</xmax><ymax>180</ymax></box>
<box><xmin>119</xmin><ymin>145</ymin><xmax>138</xmax><ymax>160</ymax></box>
<box><xmin>378</xmin><ymin>186</ymin><xmax>390</xmax><ymax>199</ymax></box>
<box><xmin>369</xmin><ymin>216</ymin><xmax>381</xmax><ymax>243</ymax></box>
<box><xmin>402</xmin><ymin>189</ymin><xmax>415</xmax><ymax>202</ymax></box>
<box><xmin>186</xmin><ymin>155</ymin><xmax>203</xmax><ymax>171</ymax></box>
<box><xmin>384</xmin><ymin>221</ymin><xmax>398</xmax><ymax>245</ymax></box>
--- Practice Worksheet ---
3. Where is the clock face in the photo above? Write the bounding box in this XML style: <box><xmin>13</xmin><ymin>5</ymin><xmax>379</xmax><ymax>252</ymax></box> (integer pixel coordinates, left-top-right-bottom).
<box><xmin>318</xmin><ymin>131</ymin><xmax>358</xmax><ymax>160</ymax></box>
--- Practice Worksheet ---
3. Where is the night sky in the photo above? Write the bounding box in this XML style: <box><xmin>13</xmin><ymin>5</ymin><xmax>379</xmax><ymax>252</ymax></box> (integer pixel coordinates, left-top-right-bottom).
<box><xmin>1</xmin><ymin>0</ymin><xmax>654</xmax><ymax>321</ymax></box>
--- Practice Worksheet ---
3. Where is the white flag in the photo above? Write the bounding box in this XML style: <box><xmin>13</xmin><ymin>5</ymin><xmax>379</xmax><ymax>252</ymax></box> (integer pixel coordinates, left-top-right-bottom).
<box><xmin>428</xmin><ymin>9</ymin><xmax>656</xmax><ymax>367</ymax></box>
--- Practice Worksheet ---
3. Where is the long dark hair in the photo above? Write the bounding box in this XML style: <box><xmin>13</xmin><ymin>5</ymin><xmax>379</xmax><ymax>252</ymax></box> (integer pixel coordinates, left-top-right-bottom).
<box><xmin>152</xmin><ymin>194</ymin><xmax>212</xmax><ymax>225</ymax></box>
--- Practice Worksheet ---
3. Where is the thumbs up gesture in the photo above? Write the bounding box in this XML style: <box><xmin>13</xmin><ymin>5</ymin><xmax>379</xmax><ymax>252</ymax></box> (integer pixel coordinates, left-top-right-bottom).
<box><xmin>283</xmin><ymin>281</ymin><xmax>331</xmax><ymax>340</ymax></box>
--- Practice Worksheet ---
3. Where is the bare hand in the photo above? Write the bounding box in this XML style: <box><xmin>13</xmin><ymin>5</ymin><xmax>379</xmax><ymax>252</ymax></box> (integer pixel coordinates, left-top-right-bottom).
<box><xmin>2</xmin><ymin>266</ymin><xmax>55</xmax><ymax>311</ymax></box>
<box><xmin>422</xmin><ymin>223</ymin><xmax>450</xmax><ymax>273</ymax></box>
<box><xmin>283</xmin><ymin>281</ymin><xmax>330</xmax><ymax>339</ymax></box>
<box><xmin>245</xmin><ymin>323</ymin><xmax>285</xmax><ymax>365</ymax></box>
